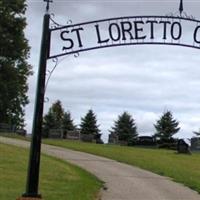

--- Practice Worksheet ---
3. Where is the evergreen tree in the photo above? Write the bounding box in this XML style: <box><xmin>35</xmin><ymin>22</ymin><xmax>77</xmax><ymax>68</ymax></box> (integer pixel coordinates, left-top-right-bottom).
<box><xmin>50</xmin><ymin>100</ymin><xmax>64</xmax><ymax>128</ymax></box>
<box><xmin>43</xmin><ymin>110</ymin><xmax>55</xmax><ymax>138</ymax></box>
<box><xmin>80</xmin><ymin>109</ymin><xmax>100</xmax><ymax>135</ymax></box>
<box><xmin>193</xmin><ymin>129</ymin><xmax>200</xmax><ymax>136</ymax></box>
<box><xmin>43</xmin><ymin>100</ymin><xmax>64</xmax><ymax>137</ymax></box>
<box><xmin>110</xmin><ymin>112</ymin><xmax>138</xmax><ymax>143</ymax></box>
<box><xmin>154</xmin><ymin>111</ymin><xmax>180</xmax><ymax>142</ymax></box>
<box><xmin>62</xmin><ymin>112</ymin><xmax>76</xmax><ymax>138</ymax></box>
<box><xmin>0</xmin><ymin>0</ymin><xmax>32</xmax><ymax>128</ymax></box>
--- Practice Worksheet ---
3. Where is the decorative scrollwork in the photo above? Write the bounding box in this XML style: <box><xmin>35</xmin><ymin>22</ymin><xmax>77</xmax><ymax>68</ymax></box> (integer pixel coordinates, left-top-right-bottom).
<box><xmin>50</xmin><ymin>13</ymin><xmax>62</xmax><ymax>29</ymax></box>
<box><xmin>44</xmin><ymin>57</ymin><xmax>58</xmax><ymax>103</ymax></box>
<box><xmin>74</xmin><ymin>52</ymin><xmax>79</xmax><ymax>58</ymax></box>
<box><xmin>44</xmin><ymin>51</ymin><xmax>79</xmax><ymax>102</ymax></box>
<box><xmin>165</xmin><ymin>11</ymin><xmax>195</xmax><ymax>20</ymax></box>
<box><xmin>181</xmin><ymin>12</ymin><xmax>196</xmax><ymax>20</ymax></box>
<box><xmin>44</xmin><ymin>97</ymin><xmax>49</xmax><ymax>103</ymax></box>
<box><xmin>66</xmin><ymin>19</ymin><xmax>73</xmax><ymax>25</ymax></box>
<box><xmin>44</xmin><ymin>57</ymin><xmax>58</xmax><ymax>100</ymax></box>
<box><xmin>50</xmin><ymin>13</ymin><xmax>73</xmax><ymax>29</ymax></box>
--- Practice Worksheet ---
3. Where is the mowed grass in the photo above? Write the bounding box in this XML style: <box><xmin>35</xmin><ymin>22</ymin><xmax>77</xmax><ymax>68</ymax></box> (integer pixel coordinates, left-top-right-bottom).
<box><xmin>44</xmin><ymin>139</ymin><xmax>200</xmax><ymax>193</ymax></box>
<box><xmin>0</xmin><ymin>143</ymin><xmax>102</xmax><ymax>200</ymax></box>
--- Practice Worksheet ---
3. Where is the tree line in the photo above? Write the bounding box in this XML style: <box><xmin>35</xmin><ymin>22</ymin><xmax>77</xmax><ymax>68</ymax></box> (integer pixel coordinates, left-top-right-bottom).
<box><xmin>42</xmin><ymin>100</ymin><xmax>100</xmax><ymax>138</ymax></box>
<box><xmin>43</xmin><ymin>100</ymin><xmax>199</xmax><ymax>144</ymax></box>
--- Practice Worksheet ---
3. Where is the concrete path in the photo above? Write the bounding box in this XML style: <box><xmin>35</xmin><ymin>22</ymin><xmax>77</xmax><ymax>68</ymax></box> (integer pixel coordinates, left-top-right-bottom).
<box><xmin>1</xmin><ymin>136</ymin><xmax>200</xmax><ymax>200</ymax></box>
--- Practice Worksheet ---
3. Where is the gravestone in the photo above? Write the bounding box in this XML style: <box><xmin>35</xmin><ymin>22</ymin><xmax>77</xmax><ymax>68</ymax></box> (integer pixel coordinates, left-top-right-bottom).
<box><xmin>136</xmin><ymin>136</ymin><xmax>156</xmax><ymax>146</ymax></box>
<box><xmin>49</xmin><ymin>129</ymin><xmax>63</xmax><ymax>138</ymax></box>
<box><xmin>81</xmin><ymin>134</ymin><xmax>94</xmax><ymax>142</ymax></box>
<box><xmin>66</xmin><ymin>130</ymin><xmax>80</xmax><ymax>140</ymax></box>
<box><xmin>191</xmin><ymin>137</ymin><xmax>200</xmax><ymax>151</ymax></box>
<box><xmin>0</xmin><ymin>123</ymin><xmax>15</xmax><ymax>133</ymax></box>
<box><xmin>177</xmin><ymin>139</ymin><xmax>191</xmax><ymax>154</ymax></box>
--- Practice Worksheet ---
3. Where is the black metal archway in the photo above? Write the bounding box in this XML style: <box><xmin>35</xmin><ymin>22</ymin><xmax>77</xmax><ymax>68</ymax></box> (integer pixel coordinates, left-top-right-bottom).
<box><xmin>21</xmin><ymin>0</ymin><xmax>200</xmax><ymax>199</ymax></box>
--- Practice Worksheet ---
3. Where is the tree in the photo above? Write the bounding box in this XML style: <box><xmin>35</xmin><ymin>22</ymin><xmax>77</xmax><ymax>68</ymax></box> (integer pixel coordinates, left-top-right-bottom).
<box><xmin>193</xmin><ymin>129</ymin><xmax>200</xmax><ymax>136</ymax></box>
<box><xmin>110</xmin><ymin>112</ymin><xmax>138</xmax><ymax>144</ymax></box>
<box><xmin>62</xmin><ymin>112</ymin><xmax>76</xmax><ymax>138</ymax></box>
<box><xmin>0</xmin><ymin>1</ymin><xmax>32</xmax><ymax>128</ymax></box>
<box><xmin>43</xmin><ymin>100</ymin><xmax>64</xmax><ymax>137</ymax></box>
<box><xmin>42</xmin><ymin>110</ymin><xmax>55</xmax><ymax>138</ymax></box>
<box><xmin>50</xmin><ymin>100</ymin><xmax>64</xmax><ymax>128</ymax></box>
<box><xmin>80</xmin><ymin>109</ymin><xmax>100</xmax><ymax>135</ymax></box>
<box><xmin>154</xmin><ymin>111</ymin><xmax>180</xmax><ymax>142</ymax></box>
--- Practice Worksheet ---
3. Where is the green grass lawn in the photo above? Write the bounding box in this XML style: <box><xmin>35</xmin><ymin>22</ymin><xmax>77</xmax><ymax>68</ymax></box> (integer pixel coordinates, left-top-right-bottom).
<box><xmin>0</xmin><ymin>143</ymin><xmax>102</xmax><ymax>200</ymax></box>
<box><xmin>44</xmin><ymin>139</ymin><xmax>200</xmax><ymax>194</ymax></box>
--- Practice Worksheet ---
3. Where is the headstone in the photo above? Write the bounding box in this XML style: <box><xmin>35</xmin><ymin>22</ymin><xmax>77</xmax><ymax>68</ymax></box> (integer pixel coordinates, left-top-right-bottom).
<box><xmin>66</xmin><ymin>130</ymin><xmax>80</xmax><ymax>140</ymax></box>
<box><xmin>94</xmin><ymin>133</ymin><xmax>104</xmax><ymax>144</ymax></box>
<box><xmin>136</xmin><ymin>136</ymin><xmax>156</xmax><ymax>146</ymax></box>
<box><xmin>191</xmin><ymin>137</ymin><xmax>200</xmax><ymax>151</ymax></box>
<box><xmin>49</xmin><ymin>129</ymin><xmax>63</xmax><ymax>138</ymax></box>
<box><xmin>16</xmin><ymin>129</ymin><xmax>27</xmax><ymax>136</ymax></box>
<box><xmin>0</xmin><ymin>123</ymin><xmax>15</xmax><ymax>133</ymax></box>
<box><xmin>81</xmin><ymin>134</ymin><xmax>94</xmax><ymax>142</ymax></box>
<box><xmin>177</xmin><ymin>139</ymin><xmax>191</xmax><ymax>154</ymax></box>
<box><xmin>119</xmin><ymin>140</ymin><xmax>128</xmax><ymax>146</ymax></box>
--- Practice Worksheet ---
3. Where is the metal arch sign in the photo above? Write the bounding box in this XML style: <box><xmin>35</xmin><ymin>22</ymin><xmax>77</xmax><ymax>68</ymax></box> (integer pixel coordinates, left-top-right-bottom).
<box><xmin>48</xmin><ymin>15</ymin><xmax>200</xmax><ymax>58</ymax></box>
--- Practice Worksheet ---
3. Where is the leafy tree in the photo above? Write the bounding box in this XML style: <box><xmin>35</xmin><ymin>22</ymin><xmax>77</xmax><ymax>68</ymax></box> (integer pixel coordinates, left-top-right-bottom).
<box><xmin>62</xmin><ymin>112</ymin><xmax>76</xmax><ymax>138</ymax></box>
<box><xmin>80</xmin><ymin>109</ymin><xmax>100</xmax><ymax>135</ymax></box>
<box><xmin>43</xmin><ymin>100</ymin><xmax>64</xmax><ymax>137</ymax></box>
<box><xmin>110</xmin><ymin>112</ymin><xmax>138</xmax><ymax>143</ymax></box>
<box><xmin>154</xmin><ymin>111</ymin><xmax>180</xmax><ymax>142</ymax></box>
<box><xmin>0</xmin><ymin>0</ymin><xmax>32</xmax><ymax>128</ymax></box>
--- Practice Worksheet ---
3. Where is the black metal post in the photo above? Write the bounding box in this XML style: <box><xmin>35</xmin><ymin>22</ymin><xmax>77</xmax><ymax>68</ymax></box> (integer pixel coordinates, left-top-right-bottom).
<box><xmin>22</xmin><ymin>12</ymin><xmax>50</xmax><ymax>198</ymax></box>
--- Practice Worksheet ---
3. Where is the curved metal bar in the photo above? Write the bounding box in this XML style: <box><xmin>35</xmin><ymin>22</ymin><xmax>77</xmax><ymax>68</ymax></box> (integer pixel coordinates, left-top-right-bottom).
<box><xmin>50</xmin><ymin>15</ymin><xmax>200</xmax><ymax>31</ymax></box>
<box><xmin>44</xmin><ymin>57</ymin><xmax>58</xmax><ymax>93</ymax></box>
<box><xmin>48</xmin><ymin>42</ymin><xmax>200</xmax><ymax>59</ymax></box>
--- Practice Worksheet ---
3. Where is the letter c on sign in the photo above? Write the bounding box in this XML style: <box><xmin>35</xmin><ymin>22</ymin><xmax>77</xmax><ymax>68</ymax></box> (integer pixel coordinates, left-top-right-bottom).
<box><xmin>194</xmin><ymin>26</ymin><xmax>200</xmax><ymax>44</ymax></box>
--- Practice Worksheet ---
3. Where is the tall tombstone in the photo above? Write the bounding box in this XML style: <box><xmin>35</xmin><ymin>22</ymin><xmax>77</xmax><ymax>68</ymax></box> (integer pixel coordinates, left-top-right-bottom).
<box><xmin>177</xmin><ymin>139</ymin><xmax>191</xmax><ymax>154</ymax></box>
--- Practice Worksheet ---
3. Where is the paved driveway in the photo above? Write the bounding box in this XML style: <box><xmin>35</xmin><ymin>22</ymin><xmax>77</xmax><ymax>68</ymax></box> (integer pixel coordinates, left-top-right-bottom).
<box><xmin>1</xmin><ymin>136</ymin><xmax>200</xmax><ymax>200</ymax></box>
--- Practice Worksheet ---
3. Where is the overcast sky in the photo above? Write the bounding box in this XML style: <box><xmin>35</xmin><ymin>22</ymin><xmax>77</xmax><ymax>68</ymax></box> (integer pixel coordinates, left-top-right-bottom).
<box><xmin>25</xmin><ymin>0</ymin><xmax>200</xmax><ymax>142</ymax></box>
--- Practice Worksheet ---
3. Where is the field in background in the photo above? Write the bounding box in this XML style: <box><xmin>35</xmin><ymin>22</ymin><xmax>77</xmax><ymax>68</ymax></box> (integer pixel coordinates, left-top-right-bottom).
<box><xmin>0</xmin><ymin>143</ymin><xmax>102</xmax><ymax>200</ymax></box>
<box><xmin>44</xmin><ymin>139</ymin><xmax>200</xmax><ymax>194</ymax></box>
